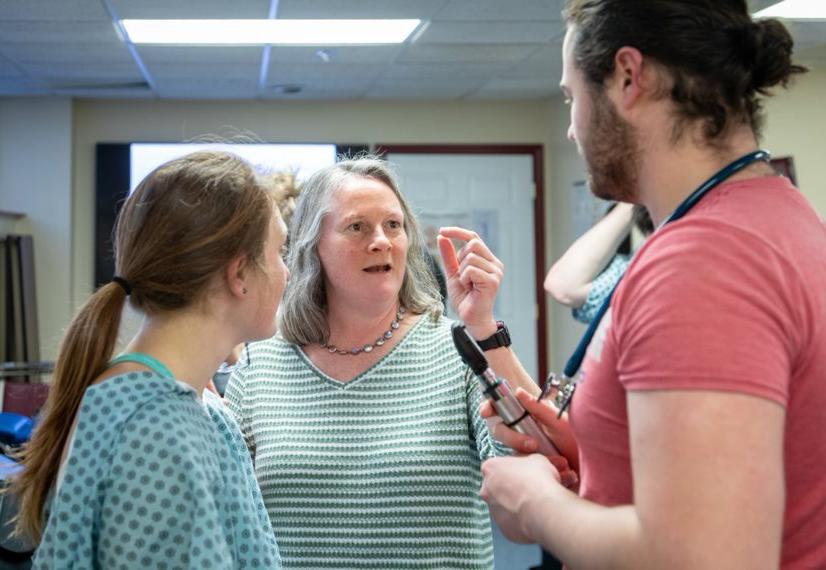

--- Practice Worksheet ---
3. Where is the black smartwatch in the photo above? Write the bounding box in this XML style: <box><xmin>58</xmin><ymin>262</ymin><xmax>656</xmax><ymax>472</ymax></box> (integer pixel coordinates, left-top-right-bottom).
<box><xmin>476</xmin><ymin>321</ymin><xmax>511</xmax><ymax>351</ymax></box>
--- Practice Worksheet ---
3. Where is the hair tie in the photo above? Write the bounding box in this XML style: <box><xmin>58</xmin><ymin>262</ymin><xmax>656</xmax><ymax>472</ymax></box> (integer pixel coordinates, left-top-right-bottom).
<box><xmin>112</xmin><ymin>276</ymin><xmax>132</xmax><ymax>296</ymax></box>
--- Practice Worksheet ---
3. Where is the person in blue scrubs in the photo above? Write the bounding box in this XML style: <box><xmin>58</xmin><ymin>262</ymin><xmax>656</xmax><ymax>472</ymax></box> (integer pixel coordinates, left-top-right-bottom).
<box><xmin>545</xmin><ymin>202</ymin><xmax>653</xmax><ymax>324</ymax></box>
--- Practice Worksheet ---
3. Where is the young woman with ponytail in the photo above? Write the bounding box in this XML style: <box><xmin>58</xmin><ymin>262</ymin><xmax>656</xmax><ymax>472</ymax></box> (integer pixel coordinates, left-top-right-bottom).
<box><xmin>11</xmin><ymin>151</ymin><xmax>288</xmax><ymax>568</ymax></box>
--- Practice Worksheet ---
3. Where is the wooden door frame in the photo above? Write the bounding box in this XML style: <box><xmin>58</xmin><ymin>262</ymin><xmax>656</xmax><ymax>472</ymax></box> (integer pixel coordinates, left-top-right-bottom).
<box><xmin>375</xmin><ymin>144</ymin><xmax>548</xmax><ymax>383</ymax></box>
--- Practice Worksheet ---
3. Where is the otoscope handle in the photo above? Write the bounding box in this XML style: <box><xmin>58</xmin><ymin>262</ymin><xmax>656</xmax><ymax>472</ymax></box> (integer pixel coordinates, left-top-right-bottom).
<box><xmin>489</xmin><ymin>377</ymin><xmax>561</xmax><ymax>457</ymax></box>
<box><xmin>451</xmin><ymin>321</ymin><xmax>562</xmax><ymax>457</ymax></box>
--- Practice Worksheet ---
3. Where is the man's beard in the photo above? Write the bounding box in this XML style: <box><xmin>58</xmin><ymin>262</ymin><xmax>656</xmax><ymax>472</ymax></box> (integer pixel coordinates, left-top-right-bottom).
<box><xmin>581</xmin><ymin>89</ymin><xmax>641</xmax><ymax>203</ymax></box>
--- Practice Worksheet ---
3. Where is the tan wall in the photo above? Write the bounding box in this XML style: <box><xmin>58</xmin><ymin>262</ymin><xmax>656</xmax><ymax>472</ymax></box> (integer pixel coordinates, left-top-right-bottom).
<box><xmin>763</xmin><ymin>69</ymin><xmax>826</xmax><ymax>214</ymax></box>
<box><xmin>0</xmin><ymin>98</ymin><xmax>73</xmax><ymax>360</ymax></box>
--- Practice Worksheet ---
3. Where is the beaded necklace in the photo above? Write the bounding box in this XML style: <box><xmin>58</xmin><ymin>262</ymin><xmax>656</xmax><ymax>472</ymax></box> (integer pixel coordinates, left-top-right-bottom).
<box><xmin>321</xmin><ymin>307</ymin><xmax>406</xmax><ymax>356</ymax></box>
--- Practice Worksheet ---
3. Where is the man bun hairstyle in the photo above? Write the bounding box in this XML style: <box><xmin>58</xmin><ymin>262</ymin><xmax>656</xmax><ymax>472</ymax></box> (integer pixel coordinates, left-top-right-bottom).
<box><xmin>563</xmin><ymin>0</ymin><xmax>807</xmax><ymax>142</ymax></box>
<box><xmin>750</xmin><ymin>18</ymin><xmax>802</xmax><ymax>94</ymax></box>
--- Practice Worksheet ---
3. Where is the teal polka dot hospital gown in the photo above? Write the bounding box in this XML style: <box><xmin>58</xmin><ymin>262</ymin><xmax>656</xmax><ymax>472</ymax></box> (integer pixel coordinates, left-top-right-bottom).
<box><xmin>34</xmin><ymin>371</ymin><xmax>281</xmax><ymax>569</ymax></box>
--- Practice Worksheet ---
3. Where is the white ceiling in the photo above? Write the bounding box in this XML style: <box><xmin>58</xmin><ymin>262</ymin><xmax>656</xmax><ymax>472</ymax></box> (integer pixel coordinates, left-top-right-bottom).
<box><xmin>0</xmin><ymin>0</ymin><xmax>824</xmax><ymax>101</ymax></box>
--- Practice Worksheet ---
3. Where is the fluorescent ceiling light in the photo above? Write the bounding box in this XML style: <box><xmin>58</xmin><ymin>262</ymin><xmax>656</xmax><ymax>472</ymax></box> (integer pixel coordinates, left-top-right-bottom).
<box><xmin>121</xmin><ymin>19</ymin><xmax>422</xmax><ymax>45</ymax></box>
<box><xmin>753</xmin><ymin>0</ymin><xmax>826</xmax><ymax>19</ymax></box>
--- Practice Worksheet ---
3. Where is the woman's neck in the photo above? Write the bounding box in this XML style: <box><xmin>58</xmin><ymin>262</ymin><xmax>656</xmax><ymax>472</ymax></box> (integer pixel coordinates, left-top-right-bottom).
<box><xmin>124</xmin><ymin>308</ymin><xmax>238</xmax><ymax>395</ymax></box>
<box><xmin>325</xmin><ymin>298</ymin><xmax>401</xmax><ymax>348</ymax></box>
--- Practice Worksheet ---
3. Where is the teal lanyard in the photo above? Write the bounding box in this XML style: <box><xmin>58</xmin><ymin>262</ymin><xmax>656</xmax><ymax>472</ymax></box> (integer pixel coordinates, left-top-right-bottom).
<box><xmin>550</xmin><ymin>149</ymin><xmax>771</xmax><ymax>415</ymax></box>
<box><xmin>109</xmin><ymin>352</ymin><xmax>174</xmax><ymax>379</ymax></box>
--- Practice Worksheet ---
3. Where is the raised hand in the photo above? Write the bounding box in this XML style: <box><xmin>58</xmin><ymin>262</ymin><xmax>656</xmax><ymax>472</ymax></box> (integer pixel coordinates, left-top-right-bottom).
<box><xmin>437</xmin><ymin>226</ymin><xmax>504</xmax><ymax>338</ymax></box>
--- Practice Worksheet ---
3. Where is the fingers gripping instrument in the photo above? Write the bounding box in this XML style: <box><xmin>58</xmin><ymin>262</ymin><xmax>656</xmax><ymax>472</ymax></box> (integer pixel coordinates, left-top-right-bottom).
<box><xmin>451</xmin><ymin>322</ymin><xmax>560</xmax><ymax>457</ymax></box>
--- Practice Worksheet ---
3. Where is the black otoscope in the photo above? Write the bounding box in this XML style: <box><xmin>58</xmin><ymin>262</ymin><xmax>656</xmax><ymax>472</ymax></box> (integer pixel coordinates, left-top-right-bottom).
<box><xmin>451</xmin><ymin>322</ymin><xmax>561</xmax><ymax>457</ymax></box>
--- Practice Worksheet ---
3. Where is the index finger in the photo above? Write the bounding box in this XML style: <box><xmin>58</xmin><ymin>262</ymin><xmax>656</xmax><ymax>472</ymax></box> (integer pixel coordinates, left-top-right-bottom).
<box><xmin>437</xmin><ymin>235</ymin><xmax>460</xmax><ymax>277</ymax></box>
<box><xmin>440</xmin><ymin>226</ymin><xmax>499</xmax><ymax>267</ymax></box>
<box><xmin>438</xmin><ymin>226</ymin><xmax>478</xmax><ymax>244</ymax></box>
<box><xmin>515</xmin><ymin>388</ymin><xmax>563</xmax><ymax>427</ymax></box>
<box><xmin>479</xmin><ymin>398</ymin><xmax>496</xmax><ymax>418</ymax></box>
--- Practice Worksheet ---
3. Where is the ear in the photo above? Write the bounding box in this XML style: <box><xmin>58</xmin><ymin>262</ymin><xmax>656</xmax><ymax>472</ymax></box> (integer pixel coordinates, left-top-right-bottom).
<box><xmin>225</xmin><ymin>254</ymin><xmax>250</xmax><ymax>299</ymax></box>
<box><xmin>612</xmin><ymin>46</ymin><xmax>646</xmax><ymax>110</ymax></box>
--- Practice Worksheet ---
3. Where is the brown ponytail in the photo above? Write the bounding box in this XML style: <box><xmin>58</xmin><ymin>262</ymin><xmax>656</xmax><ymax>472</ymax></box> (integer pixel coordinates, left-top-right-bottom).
<box><xmin>9</xmin><ymin>150</ymin><xmax>278</xmax><ymax>542</ymax></box>
<box><xmin>11</xmin><ymin>282</ymin><xmax>127</xmax><ymax>541</ymax></box>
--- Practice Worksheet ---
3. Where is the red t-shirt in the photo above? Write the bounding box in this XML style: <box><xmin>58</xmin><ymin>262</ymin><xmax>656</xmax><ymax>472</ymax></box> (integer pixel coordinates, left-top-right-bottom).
<box><xmin>569</xmin><ymin>176</ymin><xmax>826</xmax><ymax>568</ymax></box>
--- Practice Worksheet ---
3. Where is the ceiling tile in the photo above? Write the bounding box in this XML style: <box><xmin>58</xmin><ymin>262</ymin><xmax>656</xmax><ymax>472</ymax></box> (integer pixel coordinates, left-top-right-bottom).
<box><xmin>498</xmin><ymin>43</ymin><xmax>564</xmax><ymax>81</ymax></box>
<box><xmin>366</xmin><ymin>77</ymin><xmax>482</xmax><ymax>99</ymax></box>
<box><xmin>277</xmin><ymin>0</ymin><xmax>446</xmax><ymax>19</ymax></box>
<box><xmin>1</xmin><ymin>42</ymin><xmax>134</xmax><ymax>64</ymax></box>
<box><xmin>264</xmin><ymin>77</ymin><xmax>371</xmax><ymax>99</ymax></box>
<box><xmin>747</xmin><ymin>0</ymin><xmax>782</xmax><ymax>11</ymax></box>
<box><xmin>381</xmin><ymin>62</ymin><xmax>510</xmax><ymax>79</ymax></box>
<box><xmin>267</xmin><ymin>62</ymin><xmax>384</xmax><ymax>81</ymax></box>
<box><xmin>1</xmin><ymin>0</ymin><xmax>825</xmax><ymax>101</ymax></box>
<box><xmin>398</xmin><ymin>43</ymin><xmax>539</xmax><ymax>64</ymax></box>
<box><xmin>0</xmin><ymin>0</ymin><xmax>109</xmax><ymax>20</ymax></box>
<box><xmin>268</xmin><ymin>77</ymin><xmax>371</xmax><ymax>91</ymax></box>
<box><xmin>136</xmin><ymin>46</ymin><xmax>263</xmax><ymax>65</ymax></box>
<box><xmin>418</xmin><ymin>20</ymin><xmax>562</xmax><ymax>44</ymax></box>
<box><xmin>261</xmin><ymin>88</ymin><xmax>366</xmax><ymax>100</ymax></box>
<box><xmin>18</xmin><ymin>62</ymin><xmax>143</xmax><ymax>81</ymax></box>
<box><xmin>435</xmin><ymin>0</ymin><xmax>565</xmax><ymax>22</ymax></box>
<box><xmin>269</xmin><ymin>90</ymin><xmax>366</xmax><ymax>100</ymax></box>
<box><xmin>0</xmin><ymin>20</ymin><xmax>120</xmax><ymax>43</ymax></box>
<box><xmin>148</xmin><ymin>62</ymin><xmax>260</xmax><ymax>81</ymax></box>
<box><xmin>57</xmin><ymin>86</ymin><xmax>155</xmax><ymax>99</ymax></box>
<box><xmin>155</xmin><ymin>77</ymin><xmax>259</xmax><ymax>99</ymax></box>
<box><xmin>0</xmin><ymin>58</ymin><xmax>22</xmax><ymax>79</ymax></box>
<box><xmin>268</xmin><ymin>45</ymin><xmax>403</xmax><ymax>64</ymax></box>
<box><xmin>0</xmin><ymin>80</ymin><xmax>51</xmax><ymax>96</ymax></box>
<box><xmin>110</xmin><ymin>0</ymin><xmax>271</xmax><ymax>19</ymax></box>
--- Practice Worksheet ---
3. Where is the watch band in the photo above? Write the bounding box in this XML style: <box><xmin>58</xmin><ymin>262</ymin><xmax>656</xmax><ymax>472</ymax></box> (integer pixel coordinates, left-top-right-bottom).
<box><xmin>476</xmin><ymin>321</ymin><xmax>511</xmax><ymax>351</ymax></box>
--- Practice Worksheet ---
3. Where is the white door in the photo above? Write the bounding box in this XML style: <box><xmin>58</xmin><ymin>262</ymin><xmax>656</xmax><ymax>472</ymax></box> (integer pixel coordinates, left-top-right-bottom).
<box><xmin>387</xmin><ymin>153</ymin><xmax>538</xmax><ymax>380</ymax></box>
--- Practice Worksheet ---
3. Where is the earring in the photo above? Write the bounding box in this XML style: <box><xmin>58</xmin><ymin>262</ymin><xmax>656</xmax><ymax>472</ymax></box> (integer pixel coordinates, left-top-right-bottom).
<box><xmin>242</xmin><ymin>287</ymin><xmax>248</xmax><ymax>294</ymax></box>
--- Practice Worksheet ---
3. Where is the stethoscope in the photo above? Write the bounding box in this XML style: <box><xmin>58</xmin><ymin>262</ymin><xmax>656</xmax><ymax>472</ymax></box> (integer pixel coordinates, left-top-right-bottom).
<box><xmin>546</xmin><ymin>149</ymin><xmax>772</xmax><ymax>416</ymax></box>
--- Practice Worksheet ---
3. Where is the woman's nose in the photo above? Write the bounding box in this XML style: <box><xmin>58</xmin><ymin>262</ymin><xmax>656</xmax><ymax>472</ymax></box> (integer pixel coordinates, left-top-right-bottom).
<box><xmin>370</xmin><ymin>228</ymin><xmax>391</xmax><ymax>251</ymax></box>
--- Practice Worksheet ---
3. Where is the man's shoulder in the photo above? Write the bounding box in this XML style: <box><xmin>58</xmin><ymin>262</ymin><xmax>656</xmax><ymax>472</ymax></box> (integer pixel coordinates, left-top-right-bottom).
<box><xmin>615</xmin><ymin>182</ymin><xmax>825</xmax><ymax>329</ymax></box>
<box><xmin>638</xmin><ymin>187</ymin><xmax>823</xmax><ymax>280</ymax></box>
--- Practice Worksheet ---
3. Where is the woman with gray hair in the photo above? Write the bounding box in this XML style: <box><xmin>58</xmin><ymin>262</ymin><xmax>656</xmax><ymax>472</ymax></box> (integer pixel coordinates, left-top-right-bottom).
<box><xmin>225</xmin><ymin>155</ymin><xmax>570</xmax><ymax>569</ymax></box>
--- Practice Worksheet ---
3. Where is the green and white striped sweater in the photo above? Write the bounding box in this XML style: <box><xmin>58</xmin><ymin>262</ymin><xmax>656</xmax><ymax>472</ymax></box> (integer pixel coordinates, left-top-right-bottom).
<box><xmin>225</xmin><ymin>315</ymin><xmax>507</xmax><ymax>569</ymax></box>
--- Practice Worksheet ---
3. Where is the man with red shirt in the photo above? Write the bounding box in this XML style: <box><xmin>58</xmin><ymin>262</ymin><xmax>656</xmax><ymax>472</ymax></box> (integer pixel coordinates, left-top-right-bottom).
<box><xmin>479</xmin><ymin>1</ymin><xmax>826</xmax><ymax>568</ymax></box>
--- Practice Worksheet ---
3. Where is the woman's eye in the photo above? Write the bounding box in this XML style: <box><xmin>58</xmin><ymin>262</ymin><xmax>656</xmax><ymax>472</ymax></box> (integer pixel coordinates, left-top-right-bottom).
<box><xmin>348</xmin><ymin>222</ymin><xmax>362</xmax><ymax>232</ymax></box>
<box><xmin>387</xmin><ymin>220</ymin><xmax>402</xmax><ymax>230</ymax></box>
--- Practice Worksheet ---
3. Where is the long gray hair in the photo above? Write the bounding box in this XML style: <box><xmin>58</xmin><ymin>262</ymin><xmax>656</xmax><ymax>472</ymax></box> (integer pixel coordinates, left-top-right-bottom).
<box><xmin>278</xmin><ymin>155</ymin><xmax>443</xmax><ymax>346</ymax></box>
